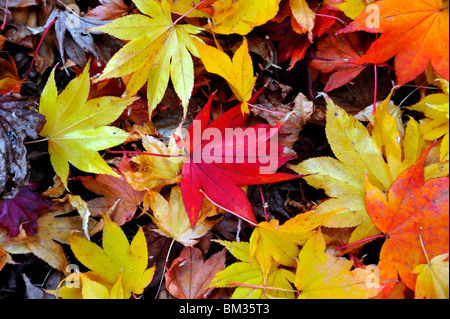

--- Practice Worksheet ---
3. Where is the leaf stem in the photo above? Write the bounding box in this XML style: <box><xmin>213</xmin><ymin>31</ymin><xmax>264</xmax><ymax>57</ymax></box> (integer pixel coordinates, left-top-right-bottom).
<box><xmin>372</xmin><ymin>64</ymin><xmax>378</xmax><ymax>116</ymax></box>
<box><xmin>173</xmin><ymin>0</ymin><xmax>208</xmax><ymax>26</ymax></box>
<box><xmin>155</xmin><ymin>238</ymin><xmax>176</xmax><ymax>299</ymax></box>
<box><xmin>334</xmin><ymin>234</ymin><xmax>386</xmax><ymax>251</ymax></box>
<box><xmin>1</xmin><ymin>0</ymin><xmax>8</xmax><ymax>29</ymax></box>
<box><xmin>106</xmin><ymin>149</ymin><xmax>186</xmax><ymax>158</ymax></box>
<box><xmin>315</xmin><ymin>13</ymin><xmax>345</xmax><ymax>25</ymax></box>
<box><xmin>24</xmin><ymin>136</ymin><xmax>50</xmax><ymax>144</ymax></box>
<box><xmin>23</xmin><ymin>17</ymin><xmax>57</xmax><ymax>82</ymax></box>
<box><xmin>227</xmin><ymin>282</ymin><xmax>298</xmax><ymax>293</ymax></box>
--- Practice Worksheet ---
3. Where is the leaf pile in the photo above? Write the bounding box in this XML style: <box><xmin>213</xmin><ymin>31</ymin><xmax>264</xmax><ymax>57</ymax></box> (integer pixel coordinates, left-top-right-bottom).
<box><xmin>0</xmin><ymin>0</ymin><xmax>448</xmax><ymax>300</ymax></box>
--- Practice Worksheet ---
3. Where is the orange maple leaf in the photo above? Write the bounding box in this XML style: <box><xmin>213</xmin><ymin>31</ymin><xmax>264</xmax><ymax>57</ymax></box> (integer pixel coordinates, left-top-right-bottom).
<box><xmin>338</xmin><ymin>0</ymin><xmax>449</xmax><ymax>85</ymax></box>
<box><xmin>365</xmin><ymin>148</ymin><xmax>449</xmax><ymax>296</ymax></box>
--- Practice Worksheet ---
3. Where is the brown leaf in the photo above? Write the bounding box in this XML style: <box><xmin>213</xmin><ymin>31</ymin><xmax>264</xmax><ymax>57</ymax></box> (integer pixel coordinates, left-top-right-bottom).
<box><xmin>84</xmin><ymin>0</ymin><xmax>129</xmax><ymax>21</ymax></box>
<box><xmin>76</xmin><ymin>170</ymin><xmax>146</xmax><ymax>226</ymax></box>
<box><xmin>0</xmin><ymin>93</ymin><xmax>45</xmax><ymax>198</ymax></box>
<box><xmin>44</xmin><ymin>8</ymin><xmax>122</xmax><ymax>67</ymax></box>
<box><xmin>165</xmin><ymin>247</ymin><xmax>226</xmax><ymax>299</ymax></box>
<box><xmin>252</xmin><ymin>79</ymin><xmax>313</xmax><ymax>149</ymax></box>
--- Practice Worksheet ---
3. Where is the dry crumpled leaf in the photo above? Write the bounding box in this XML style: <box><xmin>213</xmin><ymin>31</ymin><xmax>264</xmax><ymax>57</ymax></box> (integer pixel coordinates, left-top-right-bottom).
<box><xmin>165</xmin><ymin>246</ymin><xmax>226</xmax><ymax>299</ymax></box>
<box><xmin>43</xmin><ymin>8</ymin><xmax>122</xmax><ymax>67</ymax></box>
<box><xmin>252</xmin><ymin>80</ymin><xmax>314</xmax><ymax>149</ymax></box>
<box><xmin>0</xmin><ymin>93</ymin><xmax>46</xmax><ymax>198</ymax></box>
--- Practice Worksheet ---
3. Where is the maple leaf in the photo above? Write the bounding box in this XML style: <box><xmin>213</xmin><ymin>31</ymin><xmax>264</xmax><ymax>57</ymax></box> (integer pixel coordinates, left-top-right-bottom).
<box><xmin>308</xmin><ymin>23</ymin><xmax>370</xmax><ymax>92</ymax></box>
<box><xmin>38</xmin><ymin>62</ymin><xmax>136</xmax><ymax>189</ymax></box>
<box><xmin>168</xmin><ymin>0</ymin><xmax>217</xmax><ymax>18</ymax></box>
<box><xmin>0</xmin><ymin>183</ymin><xmax>50</xmax><ymax>238</ymax></box>
<box><xmin>194</xmin><ymin>38</ymin><xmax>257</xmax><ymax>114</ymax></box>
<box><xmin>83</xmin><ymin>0</ymin><xmax>129</xmax><ymax>20</ymax></box>
<box><xmin>289</xmin><ymin>96</ymin><xmax>429</xmax><ymax>244</ymax></box>
<box><xmin>44</xmin><ymin>8</ymin><xmax>122</xmax><ymax>67</ymax></box>
<box><xmin>330</xmin><ymin>0</ymin><xmax>370</xmax><ymax>19</ymax></box>
<box><xmin>294</xmin><ymin>230</ymin><xmax>380</xmax><ymax>298</ymax></box>
<box><xmin>165</xmin><ymin>246</ymin><xmax>226</xmax><ymax>299</ymax></box>
<box><xmin>208</xmin><ymin>0</ymin><xmax>282</xmax><ymax>35</ymax></box>
<box><xmin>209</xmin><ymin>240</ymin><xmax>296</xmax><ymax>299</ymax></box>
<box><xmin>92</xmin><ymin>0</ymin><xmax>203</xmax><ymax>119</ymax></box>
<box><xmin>180</xmin><ymin>94</ymin><xmax>298</xmax><ymax>227</ymax></box>
<box><xmin>338</xmin><ymin>0</ymin><xmax>449</xmax><ymax>84</ymax></box>
<box><xmin>57</xmin><ymin>216</ymin><xmax>155</xmax><ymax>299</ymax></box>
<box><xmin>249</xmin><ymin>210</ymin><xmax>334</xmax><ymax>281</ymax></box>
<box><xmin>0</xmin><ymin>54</ymin><xmax>22</xmax><ymax>94</ymax></box>
<box><xmin>76</xmin><ymin>170</ymin><xmax>146</xmax><ymax>226</ymax></box>
<box><xmin>146</xmin><ymin>186</ymin><xmax>219</xmax><ymax>246</ymax></box>
<box><xmin>414</xmin><ymin>253</ymin><xmax>449</xmax><ymax>299</ymax></box>
<box><xmin>407</xmin><ymin>79</ymin><xmax>449</xmax><ymax>161</ymax></box>
<box><xmin>365</xmin><ymin>149</ymin><xmax>449</xmax><ymax>295</ymax></box>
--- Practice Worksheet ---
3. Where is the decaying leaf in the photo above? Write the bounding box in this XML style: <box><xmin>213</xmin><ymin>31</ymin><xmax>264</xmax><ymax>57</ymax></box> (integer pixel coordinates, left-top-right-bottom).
<box><xmin>44</xmin><ymin>8</ymin><xmax>123</xmax><ymax>67</ymax></box>
<box><xmin>0</xmin><ymin>93</ymin><xmax>46</xmax><ymax>198</ymax></box>
<box><xmin>165</xmin><ymin>246</ymin><xmax>226</xmax><ymax>299</ymax></box>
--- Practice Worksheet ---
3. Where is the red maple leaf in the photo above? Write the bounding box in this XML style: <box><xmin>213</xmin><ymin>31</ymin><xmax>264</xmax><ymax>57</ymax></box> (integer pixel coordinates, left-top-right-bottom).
<box><xmin>179</xmin><ymin>92</ymin><xmax>298</xmax><ymax>227</ymax></box>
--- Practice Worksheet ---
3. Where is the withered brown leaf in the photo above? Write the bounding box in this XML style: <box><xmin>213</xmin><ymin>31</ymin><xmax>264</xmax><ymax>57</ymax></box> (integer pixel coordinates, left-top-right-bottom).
<box><xmin>0</xmin><ymin>93</ymin><xmax>45</xmax><ymax>198</ymax></box>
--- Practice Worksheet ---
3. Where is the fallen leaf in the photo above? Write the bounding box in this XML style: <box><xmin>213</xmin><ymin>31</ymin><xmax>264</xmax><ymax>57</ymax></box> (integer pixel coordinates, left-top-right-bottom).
<box><xmin>57</xmin><ymin>216</ymin><xmax>155</xmax><ymax>298</ymax></box>
<box><xmin>0</xmin><ymin>93</ymin><xmax>46</xmax><ymax>198</ymax></box>
<box><xmin>44</xmin><ymin>8</ymin><xmax>123</xmax><ymax>67</ymax></box>
<box><xmin>180</xmin><ymin>94</ymin><xmax>298</xmax><ymax>227</ymax></box>
<box><xmin>414</xmin><ymin>253</ymin><xmax>449</xmax><ymax>299</ymax></box>
<box><xmin>289</xmin><ymin>0</ymin><xmax>315</xmax><ymax>40</ymax></box>
<box><xmin>38</xmin><ymin>62</ymin><xmax>136</xmax><ymax>188</ymax></box>
<box><xmin>249</xmin><ymin>211</ymin><xmax>334</xmax><ymax>281</ymax></box>
<box><xmin>209</xmin><ymin>240</ymin><xmax>296</xmax><ymax>299</ymax></box>
<box><xmin>165</xmin><ymin>246</ymin><xmax>226</xmax><ymax>299</ymax></box>
<box><xmin>208</xmin><ymin>0</ymin><xmax>282</xmax><ymax>35</ymax></box>
<box><xmin>194</xmin><ymin>38</ymin><xmax>257</xmax><ymax>114</ymax></box>
<box><xmin>119</xmin><ymin>134</ymin><xmax>184</xmax><ymax>192</ymax></box>
<box><xmin>84</xmin><ymin>0</ymin><xmax>129</xmax><ymax>20</ymax></box>
<box><xmin>309</xmin><ymin>22</ymin><xmax>370</xmax><ymax>92</ymax></box>
<box><xmin>294</xmin><ymin>230</ymin><xmax>380</xmax><ymax>298</ymax></box>
<box><xmin>0</xmin><ymin>54</ymin><xmax>22</xmax><ymax>94</ymax></box>
<box><xmin>0</xmin><ymin>183</ymin><xmax>51</xmax><ymax>238</ymax></box>
<box><xmin>289</xmin><ymin>96</ymin><xmax>428</xmax><ymax>244</ymax></box>
<box><xmin>92</xmin><ymin>0</ymin><xmax>203</xmax><ymax>119</ymax></box>
<box><xmin>77</xmin><ymin>170</ymin><xmax>146</xmax><ymax>226</ymax></box>
<box><xmin>338</xmin><ymin>0</ymin><xmax>449</xmax><ymax>84</ymax></box>
<box><xmin>146</xmin><ymin>186</ymin><xmax>219</xmax><ymax>247</ymax></box>
<box><xmin>365</xmin><ymin>149</ymin><xmax>449</xmax><ymax>295</ymax></box>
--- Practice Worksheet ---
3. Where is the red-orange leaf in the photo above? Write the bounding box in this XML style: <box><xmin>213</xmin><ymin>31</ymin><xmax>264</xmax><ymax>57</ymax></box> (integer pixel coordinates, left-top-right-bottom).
<box><xmin>338</xmin><ymin>0</ymin><xmax>449</xmax><ymax>84</ymax></box>
<box><xmin>365</xmin><ymin>149</ymin><xmax>449</xmax><ymax>295</ymax></box>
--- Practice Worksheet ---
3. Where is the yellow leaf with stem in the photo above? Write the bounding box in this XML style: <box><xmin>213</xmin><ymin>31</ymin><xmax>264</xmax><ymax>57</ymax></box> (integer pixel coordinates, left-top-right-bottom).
<box><xmin>194</xmin><ymin>38</ymin><xmax>256</xmax><ymax>114</ymax></box>
<box><xmin>38</xmin><ymin>62</ymin><xmax>136</xmax><ymax>189</ymax></box>
<box><xmin>91</xmin><ymin>0</ymin><xmax>203</xmax><ymax>121</ymax></box>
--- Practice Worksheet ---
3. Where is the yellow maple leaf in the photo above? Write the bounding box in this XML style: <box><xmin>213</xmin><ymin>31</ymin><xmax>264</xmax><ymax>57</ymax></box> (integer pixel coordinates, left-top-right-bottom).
<box><xmin>194</xmin><ymin>38</ymin><xmax>256</xmax><ymax>114</ymax></box>
<box><xmin>414</xmin><ymin>253</ymin><xmax>449</xmax><ymax>299</ymax></box>
<box><xmin>249</xmin><ymin>211</ymin><xmax>335</xmax><ymax>281</ymax></box>
<box><xmin>91</xmin><ymin>0</ymin><xmax>203</xmax><ymax>120</ymax></box>
<box><xmin>209</xmin><ymin>241</ymin><xmax>296</xmax><ymax>299</ymax></box>
<box><xmin>407</xmin><ymin>79</ymin><xmax>449</xmax><ymax>161</ymax></box>
<box><xmin>294</xmin><ymin>230</ymin><xmax>380</xmax><ymax>299</ymax></box>
<box><xmin>57</xmin><ymin>216</ymin><xmax>154</xmax><ymax>299</ymax></box>
<box><xmin>289</xmin><ymin>96</ymin><xmax>432</xmax><ymax>244</ymax></box>
<box><xmin>145</xmin><ymin>186</ymin><xmax>219</xmax><ymax>246</ymax></box>
<box><xmin>208</xmin><ymin>0</ymin><xmax>282</xmax><ymax>35</ymax></box>
<box><xmin>38</xmin><ymin>63</ymin><xmax>136</xmax><ymax>189</ymax></box>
